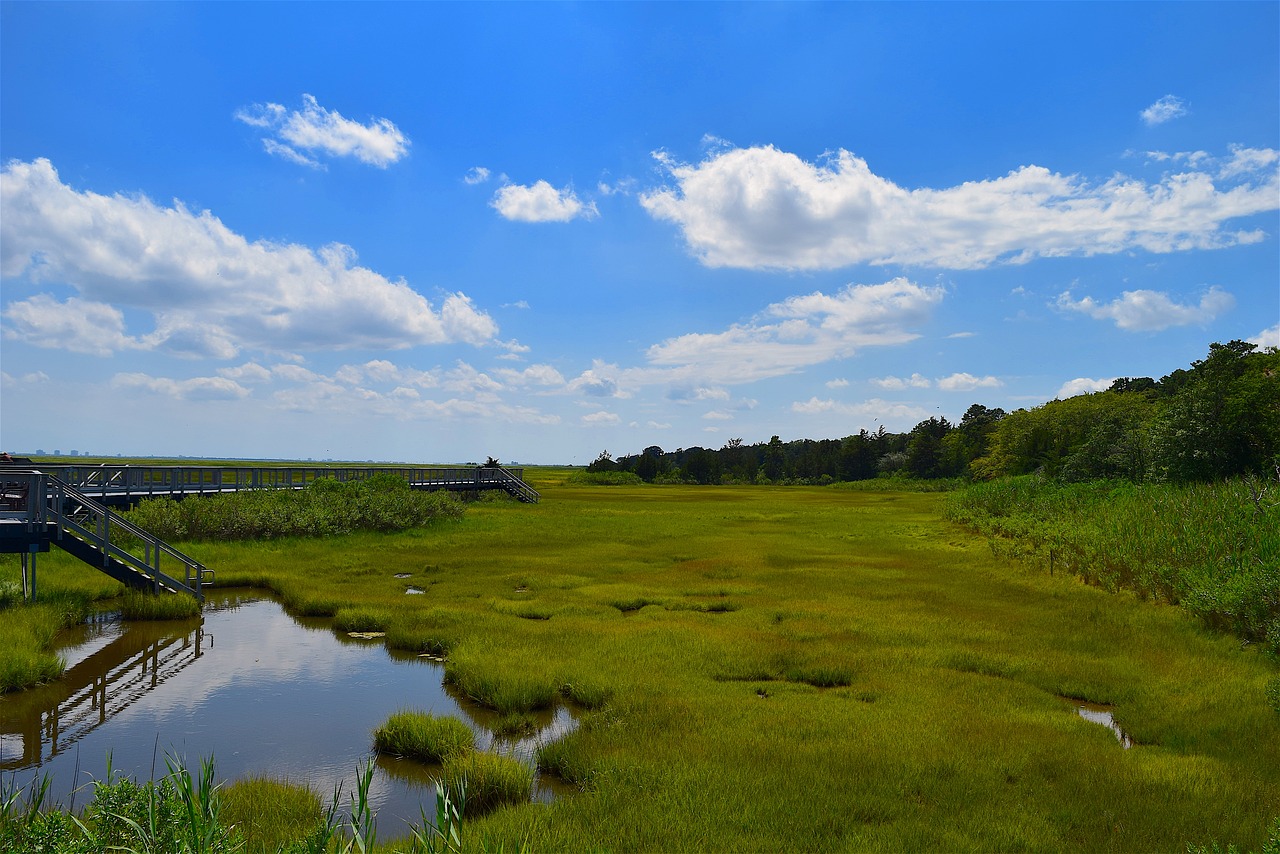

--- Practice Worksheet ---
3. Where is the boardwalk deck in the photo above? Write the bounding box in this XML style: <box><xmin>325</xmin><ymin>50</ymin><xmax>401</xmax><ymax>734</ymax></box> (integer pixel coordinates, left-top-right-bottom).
<box><xmin>25</xmin><ymin>464</ymin><xmax>539</xmax><ymax>507</ymax></box>
<box><xmin>0</xmin><ymin>465</ymin><xmax>538</xmax><ymax>604</ymax></box>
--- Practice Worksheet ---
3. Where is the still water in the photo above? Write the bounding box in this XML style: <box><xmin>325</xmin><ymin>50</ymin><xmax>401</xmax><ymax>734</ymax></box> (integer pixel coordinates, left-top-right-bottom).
<box><xmin>0</xmin><ymin>589</ymin><xmax>574</xmax><ymax>835</ymax></box>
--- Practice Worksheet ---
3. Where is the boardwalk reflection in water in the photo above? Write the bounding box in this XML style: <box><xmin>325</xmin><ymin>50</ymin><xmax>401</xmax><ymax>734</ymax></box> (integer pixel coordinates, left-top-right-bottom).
<box><xmin>1</xmin><ymin>615</ymin><xmax>208</xmax><ymax>771</ymax></box>
<box><xmin>0</xmin><ymin>590</ymin><xmax>574</xmax><ymax>833</ymax></box>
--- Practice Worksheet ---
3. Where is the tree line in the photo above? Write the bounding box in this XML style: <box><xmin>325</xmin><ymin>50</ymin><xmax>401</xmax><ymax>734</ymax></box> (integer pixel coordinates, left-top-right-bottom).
<box><xmin>590</xmin><ymin>341</ymin><xmax>1279</xmax><ymax>486</ymax></box>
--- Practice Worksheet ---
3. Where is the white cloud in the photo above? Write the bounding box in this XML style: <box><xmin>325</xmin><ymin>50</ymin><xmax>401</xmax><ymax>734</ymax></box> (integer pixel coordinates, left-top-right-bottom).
<box><xmin>581</xmin><ymin>410</ymin><xmax>621</xmax><ymax>426</ymax></box>
<box><xmin>702</xmin><ymin>410</ymin><xmax>733</xmax><ymax>420</ymax></box>
<box><xmin>1</xmin><ymin>159</ymin><xmax>498</xmax><ymax>357</ymax></box>
<box><xmin>3</xmin><ymin>294</ymin><xmax>144</xmax><ymax>356</ymax></box>
<box><xmin>640</xmin><ymin>145</ymin><xmax>1278</xmax><ymax>271</ymax></box>
<box><xmin>872</xmin><ymin>373</ymin><xmax>931</xmax><ymax>390</ymax></box>
<box><xmin>568</xmin><ymin>361</ymin><xmax>628</xmax><ymax>398</ymax></box>
<box><xmin>825</xmin><ymin>378</ymin><xmax>849</xmax><ymax>388</ymax></box>
<box><xmin>112</xmin><ymin>372</ymin><xmax>252</xmax><ymax>401</ymax></box>
<box><xmin>235</xmin><ymin>94</ymin><xmax>409</xmax><ymax>168</ymax></box>
<box><xmin>491</xmin><ymin>180</ymin><xmax>597</xmax><ymax>223</ymax></box>
<box><xmin>1220</xmin><ymin>145</ymin><xmax>1280</xmax><ymax>179</ymax></box>
<box><xmin>1250</xmin><ymin>324</ymin><xmax>1280</xmax><ymax>349</ymax></box>
<box><xmin>791</xmin><ymin>397</ymin><xmax>930</xmax><ymax>422</ymax></box>
<box><xmin>217</xmin><ymin>362</ymin><xmax>273</xmax><ymax>384</ymax></box>
<box><xmin>1055</xmin><ymin>286</ymin><xmax>1235</xmax><ymax>331</ymax></box>
<box><xmin>645</xmin><ymin>278</ymin><xmax>943</xmax><ymax>385</ymax></box>
<box><xmin>1140</xmin><ymin>95</ymin><xmax>1188</xmax><ymax>126</ymax></box>
<box><xmin>0</xmin><ymin>370</ymin><xmax>49</xmax><ymax>387</ymax></box>
<box><xmin>1056</xmin><ymin>377</ymin><xmax>1116</xmax><ymax>399</ymax></box>
<box><xmin>494</xmin><ymin>364</ymin><xmax>567</xmax><ymax>387</ymax></box>
<box><xmin>936</xmin><ymin>372</ymin><xmax>1002</xmax><ymax>391</ymax></box>
<box><xmin>464</xmin><ymin>166</ymin><xmax>491</xmax><ymax>185</ymax></box>
<box><xmin>1141</xmin><ymin>149</ymin><xmax>1211</xmax><ymax>168</ymax></box>
<box><xmin>667</xmin><ymin>385</ymin><xmax>730</xmax><ymax>402</ymax></box>
<box><xmin>946</xmin><ymin>331</ymin><xmax>976</xmax><ymax>339</ymax></box>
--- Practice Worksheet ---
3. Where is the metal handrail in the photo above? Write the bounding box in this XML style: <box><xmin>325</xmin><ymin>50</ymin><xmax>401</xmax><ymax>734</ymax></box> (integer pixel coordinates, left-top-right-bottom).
<box><xmin>1</xmin><ymin>470</ymin><xmax>207</xmax><ymax>600</ymax></box>
<box><xmin>31</xmin><ymin>464</ymin><xmax>537</xmax><ymax>503</ymax></box>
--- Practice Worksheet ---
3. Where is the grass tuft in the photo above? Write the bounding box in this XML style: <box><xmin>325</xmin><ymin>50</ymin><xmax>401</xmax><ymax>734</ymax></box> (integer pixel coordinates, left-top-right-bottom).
<box><xmin>117</xmin><ymin>591</ymin><xmax>202</xmax><ymax>621</ymax></box>
<box><xmin>220</xmin><ymin>776</ymin><xmax>321</xmax><ymax>853</ymax></box>
<box><xmin>332</xmin><ymin>607</ymin><xmax>389</xmax><ymax>633</ymax></box>
<box><xmin>373</xmin><ymin>710</ymin><xmax>475</xmax><ymax>763</ymax></box>
<box><xmin>440</xmin><ymin>751</ymin><xmax>533</xmax><ymax>816</ymax></box>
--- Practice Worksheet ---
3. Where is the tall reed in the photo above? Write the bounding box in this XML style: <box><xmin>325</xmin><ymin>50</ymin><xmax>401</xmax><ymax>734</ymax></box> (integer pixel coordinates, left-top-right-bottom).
<box><xmin>946</xmin><ymin>475</ymin><xmax>1280</xmax><ymax>647</ymax></box>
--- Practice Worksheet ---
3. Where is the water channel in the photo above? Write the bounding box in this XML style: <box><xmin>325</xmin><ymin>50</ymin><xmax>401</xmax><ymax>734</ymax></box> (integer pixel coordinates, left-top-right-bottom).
<box><xmin>0</xmin><ymin>589</ymin><xmax>575</xmax><ymax>836</ymax></box>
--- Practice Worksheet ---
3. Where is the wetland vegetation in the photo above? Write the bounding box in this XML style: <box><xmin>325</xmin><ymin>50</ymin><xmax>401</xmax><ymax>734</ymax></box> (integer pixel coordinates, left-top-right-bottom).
<box><xmin>2</xmin><ymin>463</ymin><xmax>1278</xmax><ymax>851</ymax></box>
<box><xmin>1</xmin><ymin>342</ymin><xmax>1277</xmax><ymax>851</ymax></box>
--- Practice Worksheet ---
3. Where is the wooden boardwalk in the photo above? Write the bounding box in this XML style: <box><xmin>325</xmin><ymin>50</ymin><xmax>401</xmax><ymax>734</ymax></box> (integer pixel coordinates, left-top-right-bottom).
<box><xmin>26</xmin><ymin>463</ymin><xmax>540</xmax><ymax>507</ymax></box>
<box><xmin>0</xmin><ymin>464</ymin><xmax>538</xmax><ymax>604</ymax></box>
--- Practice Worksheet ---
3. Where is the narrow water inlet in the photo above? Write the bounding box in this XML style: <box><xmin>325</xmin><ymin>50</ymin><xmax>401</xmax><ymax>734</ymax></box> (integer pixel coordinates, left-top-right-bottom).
<box><xmin>1072</xmin><ymin>700</ymin><xmax>1133</xmax><ymax>748</ymax></box>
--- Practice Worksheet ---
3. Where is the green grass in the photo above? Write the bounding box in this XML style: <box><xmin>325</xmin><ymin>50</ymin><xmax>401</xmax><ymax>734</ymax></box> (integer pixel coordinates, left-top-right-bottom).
<box><xmin>439</xmin><ymin>751</ymin><xmax>533</xmax><ymax>817</ymax></box>
<box><xmin>2</xmin><ymin>479</ymin><xmax>1278</xmax><ymax>851</ymax></box>
<box><xmin>946</xmin><ymin>475</ymin><xmax>1280</xmax><ymax>647</ymax></box>
<box><xmin>374</xmin><ymin>710</ymin><xmax>476</xmax><ymax>763</ymax></box>
<box><xmin>118</xmin><ymin>589</ymin><xmax>203</xmax><ymax>620</ymax></box>
<box><xmin>220</xmin><ymin>776</ymin><xmax>323</xmax><ymax>854</ymax></box>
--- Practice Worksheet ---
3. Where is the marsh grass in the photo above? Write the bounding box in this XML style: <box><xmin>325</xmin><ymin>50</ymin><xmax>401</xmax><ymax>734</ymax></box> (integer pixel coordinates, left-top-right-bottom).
<box><xmin>439</xmin><ymin>752</ymin><xmax>532</xmax><ymax>817</ymax></box>
<box><xmin>220</xmin><ymin>776</ymin><xmax>322</xmax><ymax>853</ymax></box>
<box><xmin>333</xmin><ymin>607</ymin><xmax>390</xmax><ymax>633</ymax></box>
<box><xmin>946</xmin><ymin>476</ymin><xmax>1280</xmax><ymax>647</ymax></box>
<box><xmin>4</xmin><ymin>477</ymin><xmax>1278</xmax><ymax>851</ymax></box>
<box><xmin>118</xmin><ymin>590</ymin><xmax>202</xmax><ymax>620</ymax></box>
<box><xmin>374</xmin><ymin>711</ymin><xmax>476</xmax><ymax>763</ymax></box>
<box><xmin>0</xmin><ymin>594</ymin><xmax>90</xmax><ymax>692</ymax></box>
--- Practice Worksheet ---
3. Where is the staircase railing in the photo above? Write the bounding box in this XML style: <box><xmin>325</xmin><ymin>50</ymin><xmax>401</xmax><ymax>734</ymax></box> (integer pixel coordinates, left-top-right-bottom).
<box><xmin>1</xmin><ymin>471</ymin><xmax>209</xmax><ymax>601</ymax></box>
<box><xmin>490</xmin><ymin>466</ymin><xmax>541</xmax><ymax>503</ymax></box>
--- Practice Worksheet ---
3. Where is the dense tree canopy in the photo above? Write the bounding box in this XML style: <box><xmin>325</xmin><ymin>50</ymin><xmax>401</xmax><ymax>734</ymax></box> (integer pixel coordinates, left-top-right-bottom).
<box><xmin>604</xmin><ymin>342</ymin><xmax>1279</xmax><ymax>486</ymax></box>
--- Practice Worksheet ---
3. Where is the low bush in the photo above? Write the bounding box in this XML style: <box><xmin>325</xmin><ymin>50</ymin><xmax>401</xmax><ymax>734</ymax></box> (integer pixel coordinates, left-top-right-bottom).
<box><xmin>566</xmin><ymin>470</ymin><xmax>644</xmax><ymax>486</ymax></box>
<box><xmin>123</xmin><ymin>476</ymin><xmax>465</xmax><ymax>543</ymax></box>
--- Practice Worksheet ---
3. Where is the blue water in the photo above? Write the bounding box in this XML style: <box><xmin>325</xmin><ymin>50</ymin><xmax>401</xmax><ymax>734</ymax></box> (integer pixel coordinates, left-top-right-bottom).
<box><xmin>0</xmin><ymin>589</ymin><xmax>574</xmax><ymax>835</ymax></box>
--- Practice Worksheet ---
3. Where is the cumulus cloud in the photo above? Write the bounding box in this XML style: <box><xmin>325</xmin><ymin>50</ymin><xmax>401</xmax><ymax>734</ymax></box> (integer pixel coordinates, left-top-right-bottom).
<box><xmin>1055</xmin><ymin>286</ymin><xmax>1235</xmax><ymax>331</ymax></box>
<box><xmin>1</xmin><ymin>159</ymin><xmax>498</xmax><ymax>357</ymax></box>
<box><xmin>872</xmin><ymin>373</ymin><xmax>931</xmax><ymax>390</ymax></box>
<box><xmin>568</xmin><ymin>362</ymin><xmax>628</xmax><ymax>397</ymax></box>
<box><xmin>112</xmin><ymin>372</ymin><xmax>252</xmax><ymax>401</ymax></box>
<box><xmin>464</xmin><ymin>166</ymin><xmax>491</xmax><ymax>185</ymax></box>
<box><xmin>3</xmin><ymin>294</ymin><xmax>143</xmax><ymax>356</ymax></box>
<box><xmin>1140</xmin><ymin>95</ymin><xmax>1188</xmax><ymax>126</ymax></box>
<box><xmin>581</xmin><ymin>410</ymin><xmax>621</xmax><ymax>426</ymax></box>
<box><xmin>234</xmin><ymin>94</ymin><xmax>409</xmax><ymax>168</ymax></box>
<box><xmin>936</xmin><ymin>372</ymin><xmax>1003</xmax><ymax>391</ymax></box>
<box><xmin>640</xmin><ymin>145</ymin><xmax>1277</xmax><ymax>271</ymax></box>
<box><xmin>791</xmin><ymin>397</ymin><xmax>930</xmax><ymax>422</ymax></box>
<box><xmin>1250</xmin><ymin>323</ymin><xmax>1280</xmax><ymax>349</ymax></box>
<box><xmin>871</xmin><ymin>371</ymin><xmax>1000</xmax><ymax>391</ymax></box>
<box><xmin>491</xmin><ymin>180</ymin><xmax>597</xmax><ymax>222</ymax></box>
<box><xmin>494</xmin><ymin>364</ymin><xmax>567</xmax><ymax>387</ymax></box>
<box><xmin>645</xmin><ymin>278</ymin><xmax>943</xmax><ymax>385</ymax></box>
<box><xmin>1056</xmin><ymin>377</ymin><xmax>1116</xmax><ymax>399</ymax></box>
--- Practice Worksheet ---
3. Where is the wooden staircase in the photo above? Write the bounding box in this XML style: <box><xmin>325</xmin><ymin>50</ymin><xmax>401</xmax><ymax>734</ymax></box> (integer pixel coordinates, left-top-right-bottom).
<box><xmin>1</xmin><ymin>471</ymin><xmax>211</xmax><ymax>603</ymax></box>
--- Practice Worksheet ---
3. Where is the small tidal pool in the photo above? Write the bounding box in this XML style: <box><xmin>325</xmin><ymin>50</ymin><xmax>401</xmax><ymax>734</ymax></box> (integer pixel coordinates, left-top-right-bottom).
<box><xmin>0</xmin><ymin>589</ymin><xmax>575</xmax><ymax>835</ymax></box>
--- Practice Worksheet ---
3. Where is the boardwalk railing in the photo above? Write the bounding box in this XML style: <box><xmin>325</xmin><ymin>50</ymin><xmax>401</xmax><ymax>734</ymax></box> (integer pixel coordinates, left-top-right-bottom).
<box><xmin>0</xmin><ymin>471</ymin><xmax>210</xmax><ymax>602</ymax></box>
<box><xmin>31</xmin><ymin>464</ymin><xmax>539</xmax><ymax>505</ymax></box>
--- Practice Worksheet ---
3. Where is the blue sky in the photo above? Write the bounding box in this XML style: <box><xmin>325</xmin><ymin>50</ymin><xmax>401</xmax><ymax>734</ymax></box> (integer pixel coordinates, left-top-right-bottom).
<box><xmin>2</xmin><ymin>2</ymin><xmax>1277</xmax><ymax>464</ymax></box>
